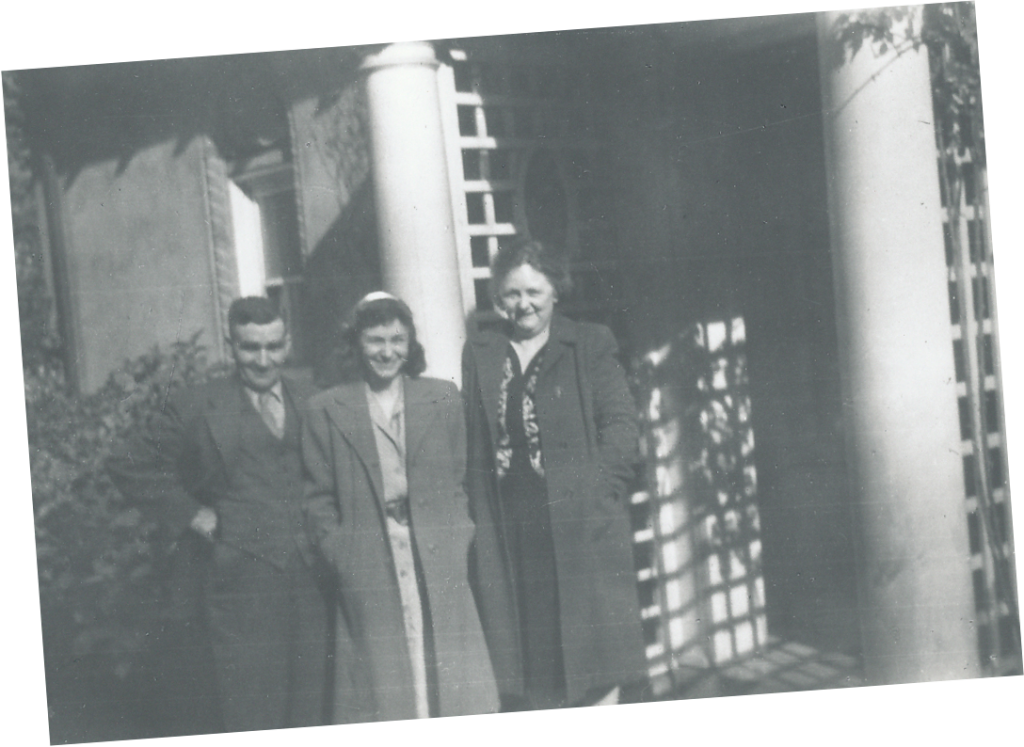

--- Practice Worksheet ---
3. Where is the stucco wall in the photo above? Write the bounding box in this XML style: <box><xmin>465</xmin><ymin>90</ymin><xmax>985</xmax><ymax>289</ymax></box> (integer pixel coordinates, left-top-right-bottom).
<box><xmin>60</xmin><ymin>136</ymin><xmax>219</xmax><ymax>392</ymax></box>
<box><xmin>29</xmin><ymin>51</ymin><xmax>374</xmax><ymax>392</ymax></box>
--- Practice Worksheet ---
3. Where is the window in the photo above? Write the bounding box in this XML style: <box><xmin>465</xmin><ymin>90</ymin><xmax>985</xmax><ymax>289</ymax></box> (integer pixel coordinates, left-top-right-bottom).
<box><xmin>228</xmin><ymin>150</ymin><xmax>309</xmax><ymax>362</ymax></box>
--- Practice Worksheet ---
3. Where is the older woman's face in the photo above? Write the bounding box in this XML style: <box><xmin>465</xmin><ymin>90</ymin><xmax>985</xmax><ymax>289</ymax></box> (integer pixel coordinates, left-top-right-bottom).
<box><xmin>359</xmin><ymin>319</ymin><xmax>410</xmax><ymax>385</ymax></box>
<box><xmin>496</xmin><ymin>263</ymin><xmax>557</xmax><ymax>340</ymax></box>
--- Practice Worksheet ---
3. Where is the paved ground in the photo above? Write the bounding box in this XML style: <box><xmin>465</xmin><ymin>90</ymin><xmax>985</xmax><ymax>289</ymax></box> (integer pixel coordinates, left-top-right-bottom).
<box><xmin>49</xmin><ymin>627</ymin><xmax>1024</xmax><ymax>743</ymax></box>
<box><xmin>655</xmin><ymin>637</ymin><xmax>864</xmax><ymax>702</ymax></box>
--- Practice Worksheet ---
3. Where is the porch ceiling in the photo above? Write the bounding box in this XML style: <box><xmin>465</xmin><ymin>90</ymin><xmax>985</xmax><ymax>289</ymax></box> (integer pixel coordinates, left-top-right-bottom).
<box><xmin>17</xmin><ymin>11</ymin><xmax>819</xmax><ymax>179</ymax></box>
<box><xmin>441</xmin><ymin>12</ymin><xmax>819</xmax><ymax>73</ymax></box>
<box><xmin>654</xmin><ymin>12</ymin><xmax>817</xmax><ymax>57</ymax></box>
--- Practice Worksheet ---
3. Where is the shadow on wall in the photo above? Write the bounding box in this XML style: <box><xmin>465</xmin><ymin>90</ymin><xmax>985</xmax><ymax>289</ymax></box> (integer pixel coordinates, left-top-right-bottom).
<box><xmin>302</xmin><ymin>179</ymin><xmax>382</xmax><ymax>387</ymax></box>
<box><xmin>16</xmin><ymin>47</ymin><xmax>374</xmax><ymax>188</ymax></box>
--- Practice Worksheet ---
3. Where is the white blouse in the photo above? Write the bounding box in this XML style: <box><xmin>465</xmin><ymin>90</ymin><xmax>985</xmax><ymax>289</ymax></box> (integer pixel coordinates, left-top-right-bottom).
<box><xmin>366</xmin><ymin>379</ymin><xmax>429</xmax><ymax>719</ymax></box>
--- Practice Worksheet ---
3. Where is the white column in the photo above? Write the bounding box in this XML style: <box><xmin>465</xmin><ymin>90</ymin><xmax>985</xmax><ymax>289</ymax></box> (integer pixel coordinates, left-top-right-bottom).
<box><xmin>362</xmin><ymin>42</ymin><xmax>466</xmax><ymax>386</ymax></box>
<box><xmin>817</xmin><ymin>8</ymin><xmax>980</xmax><ymax>684</ymax></box>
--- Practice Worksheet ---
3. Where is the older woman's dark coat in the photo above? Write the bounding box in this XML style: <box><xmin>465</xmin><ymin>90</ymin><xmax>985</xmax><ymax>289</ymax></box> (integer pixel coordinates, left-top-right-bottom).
<box><xmin>463</xmin><ymin>313</ymin><xmax>647</xmax><ymax>705</ymax></box>
<box><xmin>303</xmin><ymin>377</ymin><xmax>499</xmax><ymax>722</ymax></box>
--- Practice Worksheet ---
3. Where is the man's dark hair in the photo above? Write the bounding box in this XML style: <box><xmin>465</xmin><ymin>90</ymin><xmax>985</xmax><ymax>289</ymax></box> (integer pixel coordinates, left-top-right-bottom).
<box><xmin>227</xmin><ymin>296</ymin><xmax>284</xmax><ymax>337</ymax></box>
<box><xmin>337</xmin><ymin>296</ymin><xmax>427</xmax><ymax>382</ymax></box>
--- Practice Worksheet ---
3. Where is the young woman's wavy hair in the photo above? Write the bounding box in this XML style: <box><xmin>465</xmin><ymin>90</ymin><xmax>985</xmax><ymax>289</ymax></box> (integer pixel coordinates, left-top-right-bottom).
<box><xmin>335</xmin><ymin>294</ymin><xmax>427</xmax><ymax>383</ymax></box>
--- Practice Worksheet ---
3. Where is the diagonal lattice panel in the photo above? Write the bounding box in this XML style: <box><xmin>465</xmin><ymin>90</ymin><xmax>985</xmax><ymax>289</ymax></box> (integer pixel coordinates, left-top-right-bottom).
<box><xmin>633</xmin><ymin>316</ymin><xmax>768</xmax><ymax>695</ymax></box>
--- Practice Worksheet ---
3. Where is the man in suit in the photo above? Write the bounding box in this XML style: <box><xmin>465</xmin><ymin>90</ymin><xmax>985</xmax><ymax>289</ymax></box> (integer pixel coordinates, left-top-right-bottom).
<box><xmin>108</xmin><ymin>296</ymin><xmax>331</xmax><ymax>734</ymax></box>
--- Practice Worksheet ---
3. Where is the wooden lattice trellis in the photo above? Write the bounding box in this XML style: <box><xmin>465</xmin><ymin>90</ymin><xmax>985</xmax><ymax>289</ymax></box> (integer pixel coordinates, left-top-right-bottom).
<box><xmin>942</xmin><ymin>151</ymin><xmax>1018</xmax><ymax>673</ymax></box>
<box><xmin>633</xmin><ymin>317</ymin><xmax>768</xmax><ymax>695</ymax></box>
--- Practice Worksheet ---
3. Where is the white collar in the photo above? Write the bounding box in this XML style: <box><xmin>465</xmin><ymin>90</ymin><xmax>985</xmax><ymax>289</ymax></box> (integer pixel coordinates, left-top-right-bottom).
<box><xmin>245</xmin><ymin>380</ymin><xmax>283</xmax><ymax>405</ymax></box>
<box><xmin>510</xmin><ymin>326</ymin><xmax>550</xmax><ymax>369</ymax></box>
<box><xmin>365</xmin><ymin>376</ymin><xmax>404</xmax><ymax>424</ymax></box>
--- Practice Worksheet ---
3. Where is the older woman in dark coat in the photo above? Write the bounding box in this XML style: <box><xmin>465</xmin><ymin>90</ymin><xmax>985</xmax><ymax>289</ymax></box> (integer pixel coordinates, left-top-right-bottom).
<box><xmin>463</xmin><ymin>240</ymin><xmax>647</xmax><ymax>711</ymax></box>
<box><xmin>304</xmin><ymin>293</ymin><xmax>499</xmax><ymax>722</ymax></box>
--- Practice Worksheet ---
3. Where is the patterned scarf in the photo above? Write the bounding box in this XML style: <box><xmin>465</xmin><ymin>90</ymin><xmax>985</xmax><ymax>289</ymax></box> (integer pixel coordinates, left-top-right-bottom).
<box><xmin>495</xmin><ymin>346</ymin><xmax>545</xmax><ymax>478</ymax></box>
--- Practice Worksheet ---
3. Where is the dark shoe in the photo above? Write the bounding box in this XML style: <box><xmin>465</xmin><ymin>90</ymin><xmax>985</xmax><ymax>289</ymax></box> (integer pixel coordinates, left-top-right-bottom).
<box><xmin>499</xmin><ymin>693</ymin><xmax>533</xmax><ymax>712</ymax></box>
<box><xmin>573</xmin><ymin>679</ymin><xmax>652</xmax><ymax>708</ymax></box>
<box><xmin>619</xmin><ymin>679</ymin><xmax>654</xmax><ymax>704</ymax></box>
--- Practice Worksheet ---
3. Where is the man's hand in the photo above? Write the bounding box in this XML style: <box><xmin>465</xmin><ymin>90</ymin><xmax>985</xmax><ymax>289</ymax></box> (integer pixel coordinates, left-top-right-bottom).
<box><xmin>190</xmin><ymin>507</ymin><xmax>218</xmax><ymax>540</ymax></box>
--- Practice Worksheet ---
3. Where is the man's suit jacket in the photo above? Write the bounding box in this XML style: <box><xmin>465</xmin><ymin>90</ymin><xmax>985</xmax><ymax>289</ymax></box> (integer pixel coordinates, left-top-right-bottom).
<box><xmin>108</xmin><ymin>374</ymin><xmax>318</xmax><ymax>570</ymax></box>
<box><xmin>109</xmin><ymin>373</ymin><xmax>334</xmax><ymax>734</ymax></box>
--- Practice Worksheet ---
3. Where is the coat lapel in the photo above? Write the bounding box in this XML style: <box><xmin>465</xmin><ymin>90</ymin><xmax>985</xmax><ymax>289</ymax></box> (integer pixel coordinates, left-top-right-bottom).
<box><xmin>202</xmin><ymin>378</ymin><xmax>246</xmax><ymax>469</ymax></box>
<box><xmin>470</xmin><ymin>331</ymin><xmax>510</xmax><ymax>447</ymax></box>
<box><xmin>536</xmin><ymin>314</ymin><xmax>577</xmax><ymax>382</ymax></box>
<box><xmin>323</xmin><ymin>382</ymin><xmax>387</xmax><ymax>507</ymax></box>
<box><xmin>403</xmin><ymin>377</ymin><xmax>442</xmax><ymax>468</ymax></box>
<box><xmin>280</xmin><ymin>374</ymin><xmax>316</xmax><ymax>412</ymax></box>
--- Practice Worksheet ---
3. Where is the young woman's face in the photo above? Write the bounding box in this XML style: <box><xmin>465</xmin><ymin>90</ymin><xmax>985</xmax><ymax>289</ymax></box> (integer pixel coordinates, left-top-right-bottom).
<box><xmin>496</xmin><ymin>263</ymin><xmax>557</xmax><ymax>340</ymax></box>
<box><xmin>359</xmin><ymin>319</ymin><xmax>410</xmax><ymax>386</ymax></box>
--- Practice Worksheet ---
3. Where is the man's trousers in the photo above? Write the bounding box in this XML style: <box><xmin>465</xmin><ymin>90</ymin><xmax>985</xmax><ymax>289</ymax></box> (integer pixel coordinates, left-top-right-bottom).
<box><xmin>206</xmin><ymin>542</ymin><xmax>331</xmax><ymax>732</ymax></box>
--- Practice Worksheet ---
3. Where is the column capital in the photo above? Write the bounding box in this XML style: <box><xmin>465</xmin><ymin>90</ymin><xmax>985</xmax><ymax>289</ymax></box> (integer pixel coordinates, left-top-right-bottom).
<box><xmin>361</xmin><ymin>41</ymin><xmax>439</xmax><ymax>73</ymax></box>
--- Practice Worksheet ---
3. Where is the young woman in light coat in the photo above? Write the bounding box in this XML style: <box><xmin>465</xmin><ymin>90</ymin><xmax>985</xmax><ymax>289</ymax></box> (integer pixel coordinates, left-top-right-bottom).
<box><xmin>304</xmin><ymin>293</ymin><xmax>499</xmax><ymax>722</ymax></box>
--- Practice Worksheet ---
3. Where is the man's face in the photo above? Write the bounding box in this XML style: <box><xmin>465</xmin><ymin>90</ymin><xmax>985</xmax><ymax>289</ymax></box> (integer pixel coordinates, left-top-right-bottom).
<box><xmin>229</xmin><ymin>319</ymin><xmax>290</xmax><ymax>392</ymax></box>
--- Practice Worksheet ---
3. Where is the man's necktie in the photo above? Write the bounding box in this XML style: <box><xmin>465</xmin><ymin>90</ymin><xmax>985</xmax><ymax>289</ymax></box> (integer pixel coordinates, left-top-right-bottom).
<box><xmin>257</xmin><ymin>390</ymin><xmax>285</xmax><ymax>439</ymax></box>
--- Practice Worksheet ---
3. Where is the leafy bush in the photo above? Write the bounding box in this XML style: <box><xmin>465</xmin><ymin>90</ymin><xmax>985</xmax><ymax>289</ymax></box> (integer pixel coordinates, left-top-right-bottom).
<box><xmin>28</xmin><ymin>332</ymin><xmax>220</xmax><ymax>679</ymax></box>
<box><xmin>829</xmin><ymin>3</ymin><xmax>984</xmax><ymax>165</ymax></box>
